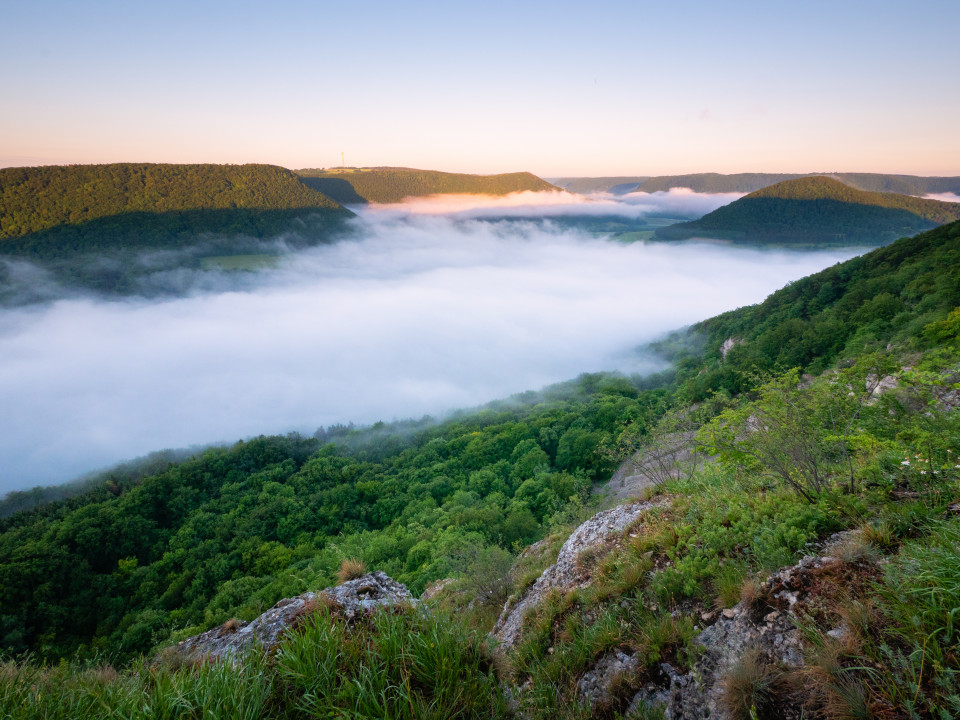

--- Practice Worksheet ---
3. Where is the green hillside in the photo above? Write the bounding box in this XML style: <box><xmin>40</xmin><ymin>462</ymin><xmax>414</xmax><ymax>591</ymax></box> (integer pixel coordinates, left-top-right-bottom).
<box><xmin>0</xmin><ymin>376</ymin><xmax>669</xmax><ymax>664</ymax></box>
<box><xmin>671</xmin><ymin>217</ymin><xmax>960</xmax><ymax>398</ymax></box>
<box><xmin>0</xmin><ymin>164</ymin><xmax>352</xmax><ymax>258</ymax></box>
<box><xmin>296</xmin><ymin>167</ymin><xmax>558</xmax><ymax>204</ymax></box>
<box><xmin>655</xmin><ymin>176</ymin><xmax>960</xmax><ymax>244</ymax></box>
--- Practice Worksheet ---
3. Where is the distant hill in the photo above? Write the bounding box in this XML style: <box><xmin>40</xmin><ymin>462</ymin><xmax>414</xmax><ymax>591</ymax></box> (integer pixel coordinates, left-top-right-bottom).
<box><xmin>295</xmin><ymin>167</ymin><xmax>558</xmax><ymax>204</ymax></box>
<box><xmin>654</xmin><ymin>176</ymin><xmax>960</xmax><ymax>245</ymax></box>
<box><xmin>555</xmin><ymin>172</ymin><xmax>960</xmax><ymax>196</ymax></box>
<box><xmin>827</xmin><ymin>173</ymin><xmax>960</xmax><ymax>196</ymax></box>
<box><xmin>549</xmin><ymin>177</ymin><xmax>650</xmax><ymax>194</ymax></box>
<box><xmin>0</xmin><ymin>164</ymin><xmax>352</xmax><ymax>258</ymax></box>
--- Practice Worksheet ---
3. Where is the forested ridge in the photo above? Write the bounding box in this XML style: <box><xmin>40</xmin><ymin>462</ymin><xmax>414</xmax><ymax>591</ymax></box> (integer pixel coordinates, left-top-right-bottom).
<box><xmin>655</xmin><ymin>176</ymin><xmax>960</xmax><ymax>244</ymax></box>
<box><xmin>554</xmin><ymin>172</ymin><xmax>960</xmax><ymax>196</ymax></box>
<box><xmin>0</xmin><ymin>164</ymin><xmax>352</xmax><ymax>258</ymax></box>
<box><xmin>295</xmin><ymin>167</ymin><xmax>558</xmax><ymax>204</ymax></box>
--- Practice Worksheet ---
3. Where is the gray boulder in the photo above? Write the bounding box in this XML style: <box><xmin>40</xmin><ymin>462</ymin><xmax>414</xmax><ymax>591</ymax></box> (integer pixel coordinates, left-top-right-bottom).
<box><xmin>492</xmin><ymin>500</ymin><xmax>662</xmax><ymax>649</ymax></box>
<box><xmin>165</xmin><ymin>571</ymin><xmax>413</xmax><ymax>662</ymax></box>
<box><xmin>627</xmin><ymin>555</ymin><xmax>838</xmax><ymax>720</ymax></box>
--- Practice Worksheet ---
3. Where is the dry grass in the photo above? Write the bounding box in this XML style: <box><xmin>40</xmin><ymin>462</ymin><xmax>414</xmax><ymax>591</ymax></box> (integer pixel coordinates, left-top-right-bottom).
<box><xmin>858</xmin><ymin>521</ymin><xmax>896</xmax><ymax>551</ymax></box>
<box><xmin>574</xmin><ymin>545</ymin><xmax>605</xmax><ymax>574</ymax></box>
<box><xmin>829</xmin><ymin>532</ymin><xmax>878</xmax><ymax>565</ymax></box>
<box><xmin>720</xmin><ymin>646</ymin><xmax>790</xmax><ymax>720</ymax></box>
<box><xmin>794</xmin><ymin>639</ymin><xmax>875</xmax><ymax>720</ymax></box>
<box><xmin>337</xmin><ymin>557</ymin><xmax>368</xmax><ymax>584</ymax></box>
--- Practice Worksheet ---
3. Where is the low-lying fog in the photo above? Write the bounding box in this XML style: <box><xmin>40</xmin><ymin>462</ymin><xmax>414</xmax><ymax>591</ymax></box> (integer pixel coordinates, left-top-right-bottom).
<box><xmin>0</xmin><ymin>190</ymin><xmax>867</xmax><ymax>492</ymax></box>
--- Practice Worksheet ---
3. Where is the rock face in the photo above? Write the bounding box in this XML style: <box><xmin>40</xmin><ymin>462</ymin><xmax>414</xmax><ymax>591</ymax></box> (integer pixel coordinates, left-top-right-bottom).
<box><xmin>865</xmin><ymin>373</ymin><xmax>899</xmax><ymax>404</ymax></box>
<box><xmin>720</xmin><ymin>336</ymin><xmax>744</xmax><ymax>360</ymax></box>
<box><xmin>577</xmin><ymin>649</ymin><xmax>640</xmax><ymax>708</ymax></box>
<box><xmin>599</xmin><ymin>433</ymin><xmax>698</xmax><ymax>501</ymax></box>
<box><xmin>492</xmin><ymin>500</ymin><xmax>661</xmax><ymax>648</ymax></box>
<box><xmin>621</xmin><ymin>554</ymin><xmax>844</xmax><ymax>720</ymax></box>
<box><xmin>167</xmin><ymin>571</ymin><xmax>413</xmax><ymax>662</ymax></box>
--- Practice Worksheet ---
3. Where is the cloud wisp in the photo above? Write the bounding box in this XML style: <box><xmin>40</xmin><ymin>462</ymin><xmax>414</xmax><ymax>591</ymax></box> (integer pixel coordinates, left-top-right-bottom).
<box><xmin>923</xmin><ymin>192</ymin><xmax>960</xmax><ymax>203</ymax></box>
<box><xmin>365</xmin><ymin>188</ymin><xmax>744</xmax><ymax>220</ymax></box>
<box><xmin>0</xmin><ymin>200</ymin><xmax>862</xmax><ymax>491</ymax></box>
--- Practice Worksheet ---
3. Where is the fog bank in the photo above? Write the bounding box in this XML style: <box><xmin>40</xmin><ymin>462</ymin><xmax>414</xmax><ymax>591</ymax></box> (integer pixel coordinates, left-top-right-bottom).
<box><xmin>0</xmin><ymin>201</ymin><xmax>864</xmax><ymax>491</ymax></box>
<box><xmin>366</xmin><ymin>188</ymin><xmax>745</xmax><ymax>220</ymax></box>
<box><xmin>923</xmin><ymin>192</ymin><xmax>960</xmax><ymax>203</ymax></box>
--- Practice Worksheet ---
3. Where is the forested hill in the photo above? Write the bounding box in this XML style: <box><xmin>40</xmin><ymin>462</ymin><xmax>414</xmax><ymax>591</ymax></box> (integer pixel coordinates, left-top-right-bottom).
<box><xmin>552</xmin><ymin>172</ymin><xmax>960</xmax><ymax>195</ymax></box>
<box><xmin>654</xmin><ymin>176</ymin><xmax>960</xmax><ymax>245</ymax></box>
<box><xmin>295</xmin><ymin>167</ymin><xmax>558</xmax><ymax>204</ymax></box>
<box><xmin>0</xmin><ymin>164</ymin><xmax>352</xmax><ymax>258</ymax></box>
<box><xmin>0</xmin><ymin>374</ymin><xmax>669</xmax><ymax>663</ymax></box>
<box><xmin>670</xmin><ymin>217</ymin><xmax>960</xmax><ymax>400</ymax></box>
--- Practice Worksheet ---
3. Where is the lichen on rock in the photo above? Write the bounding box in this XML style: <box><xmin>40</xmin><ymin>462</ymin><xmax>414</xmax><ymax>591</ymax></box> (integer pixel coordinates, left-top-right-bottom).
<box><xmin>492</xmin><ymin>500</ymin><xmax>663</xmax><ymax>649</ymax></box>
<box><xmin>163</xmin><ymin>570</ymin><xmax>414</xmax><ymax>663</ymax></box>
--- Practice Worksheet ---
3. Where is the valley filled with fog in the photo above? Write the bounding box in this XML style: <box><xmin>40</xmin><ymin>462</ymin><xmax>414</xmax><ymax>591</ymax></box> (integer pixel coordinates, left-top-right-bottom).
<box><xmin>0</xmin><ymin>190</ymin><xmax>868</xmax><ymax>491</ymax></box>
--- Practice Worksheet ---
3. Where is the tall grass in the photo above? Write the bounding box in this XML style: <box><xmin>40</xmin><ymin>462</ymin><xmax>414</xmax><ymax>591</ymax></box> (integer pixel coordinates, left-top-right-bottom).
<box><xmin>0</xmin><ymin>606</ymin><xmax>507</xmax><ymax>720</ymax></box>
<box><xmin>876</xmin><ymin>520</ymin><xmax>960</xmax><ymax>718</ymax></box>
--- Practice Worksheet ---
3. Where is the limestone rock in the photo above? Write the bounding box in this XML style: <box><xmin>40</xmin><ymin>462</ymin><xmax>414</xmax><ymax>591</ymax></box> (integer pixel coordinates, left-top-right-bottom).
<box><xmin>420</xmin><ymin>577</ymin><xmax>455</xmax><ymax>602</ymax></box>
<box><xmin>166</xmin><ymin>571</ymin><xmax>413</xmax><ymax>662</ymax></box>
<box><xmin>720</xmin><ymin>336</ymin><xmax>744</xmax><ymax>360</ymax></box>
<box><xmin>577</xmin><ymin>649</ymin><xmax>639</xmax><ymax>708</ymax></box>
<box><xmin>492</xmin><ymin>500</ymin><xmax>662</xmax><ymax>648</ymax></box>
<box><xmin>627</xmin><ymin>554</ymin><xmax>839</xmax><ymax>720</ymax></box>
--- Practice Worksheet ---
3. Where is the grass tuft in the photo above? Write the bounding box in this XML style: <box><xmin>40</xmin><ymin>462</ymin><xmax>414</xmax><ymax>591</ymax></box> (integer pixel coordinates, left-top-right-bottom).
<box><xmin>337</xmin><ymin>557</ymin><xmax>368</xmax><ymax>584</ymax></box>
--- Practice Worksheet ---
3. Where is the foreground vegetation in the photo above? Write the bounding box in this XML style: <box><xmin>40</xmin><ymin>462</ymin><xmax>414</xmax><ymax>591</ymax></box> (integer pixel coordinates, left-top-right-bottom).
<box><xmin>2</xmin><ymin>220</ymin><xmax>959</xmax><ymax>718</ymax></box>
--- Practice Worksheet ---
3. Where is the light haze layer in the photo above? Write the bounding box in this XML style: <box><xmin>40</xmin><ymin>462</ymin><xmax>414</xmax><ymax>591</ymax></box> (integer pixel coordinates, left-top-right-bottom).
<box><xmin>0</xmin><ymin>193</ymin><xmax>866</xmax><ymax>491</ymax></box>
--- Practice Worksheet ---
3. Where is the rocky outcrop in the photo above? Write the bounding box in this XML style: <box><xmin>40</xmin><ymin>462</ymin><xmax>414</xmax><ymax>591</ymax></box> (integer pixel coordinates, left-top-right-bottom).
<box><xmin>865</xmin><ymin>372</ymin><xmax>899</xmax><ymax>405</ymax></box>
<box><xmin>165</xmin><ymin>571</ymin><xmax>413</xmax><ymax>662</ymax></box>
<box><xmin>720</xmin><ymin>336</ymin><xmax>744</xmax><ymax>360</ymax></box>
<box><xmin>571</xmin><ymin>547</ymin><xmax>862</xmax><ymax>718</ymax></box>
<box><xmin>599</xmin><ymin>433</ymin><xmax>698</xmax><ymax>501</ymax></box>
<box><xmin>420</xmin><ymin>577</ymin><xmax>456</xmax><ymax>602</ymax></box>
<box><xmin>620</xmin><ymin>552</ymin><xmax>853</xmax><ymax>719</ymax></box>
<box><xmin>492</xmin><ymin>500</ymin><xmax>662</xmax><ymax>649</ymax></box>
<box><xmin>577</xmin><ymin>649</ymin><xmax>640</xmax><ymax>708</ymax></box>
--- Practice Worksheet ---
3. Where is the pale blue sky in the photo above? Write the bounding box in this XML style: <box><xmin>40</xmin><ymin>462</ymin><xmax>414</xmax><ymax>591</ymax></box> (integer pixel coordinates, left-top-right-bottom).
<box><xmin>2</xmin><ymin>0</ymin><xmax>958</xmax><ymax>175</ymax></box>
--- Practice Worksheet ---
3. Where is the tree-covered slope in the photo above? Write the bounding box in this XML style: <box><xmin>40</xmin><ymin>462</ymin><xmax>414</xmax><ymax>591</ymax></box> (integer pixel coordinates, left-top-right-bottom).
<box><xmin>655</xmin><ymin>176</ymin><xmax>960</xmax><ymax>245</ymax></box>
<box><xmin>672</xmin><ymin>218</ymin><xmax>960</xmax><ymax>399</ymax></box>
<box><xmin>0</xmin><ymin>374</ymin><xmax>668</xmax><ymax>663</ymax></box>
<box><xmin>296</xmin><ymin>167</ymin><xmax>558</xmax><ymax>204</ymax></box>
<box><xmin>0</xmin><ymin>164</ymin><xmax>352</xmax><ymax>258</ymax></box>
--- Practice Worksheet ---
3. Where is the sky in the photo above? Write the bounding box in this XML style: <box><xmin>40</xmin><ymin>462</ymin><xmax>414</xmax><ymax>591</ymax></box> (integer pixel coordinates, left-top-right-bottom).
<box><xmin>2</xmin><ymin>0</ymin><xmax>959</xmax><ymax>176</ymax></box>
<box><xmin>0</xmin><ymin>191</ymin><xmax>867</xmax><ymax>491</ymax></box>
